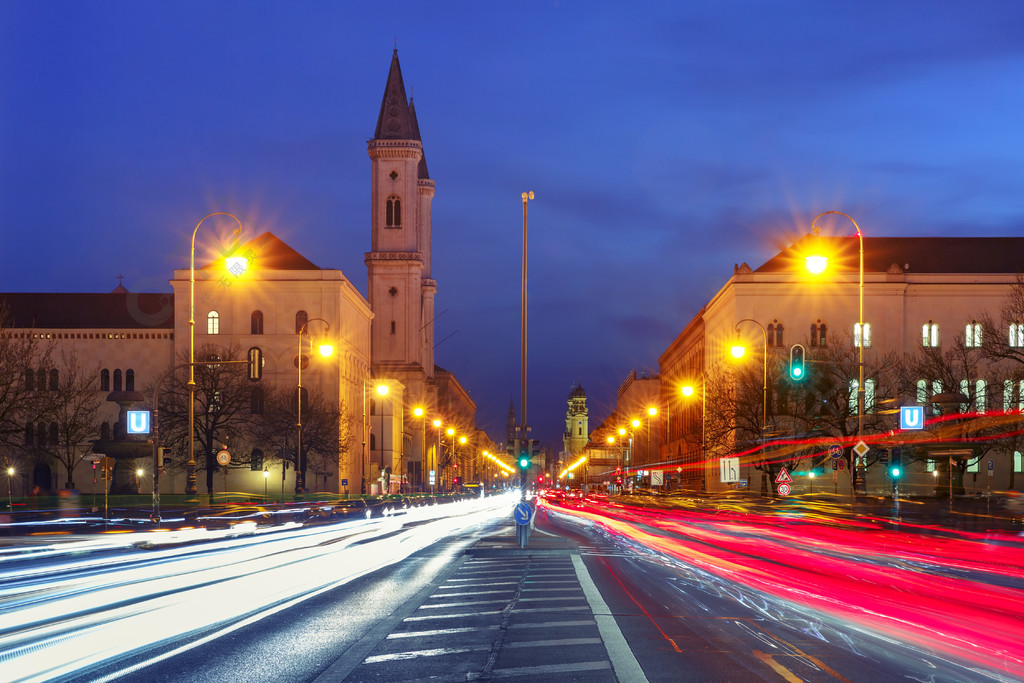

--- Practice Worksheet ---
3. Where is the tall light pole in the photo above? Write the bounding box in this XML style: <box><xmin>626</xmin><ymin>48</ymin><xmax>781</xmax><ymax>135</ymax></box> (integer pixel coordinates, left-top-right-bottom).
<box><xmin>733</xmin><ymin>318</ymin><xmax>768</xmax><ymax>495</ymax></box>
<box><xmin>297</xmin><ymin>317</ymin><xmax>333</xmax><ymax>496</ymax></box>
<box><xmin>188</xmin><ymin>212</ymin><xmax>244</xmax><ymax>500</ymax></box>
<box><xmin>520</xmin><ymin>190</ymin><xmax>534</xmax><ymax>496</ymax></box>
<box><xmin>682</xmin><ymin>379</ymin><xmax>706</xmax><ymax>492</ymax></box>
<box><xmin>375</xmin><ymin>384</ymin><xmax>389</xmax><ymax>494</ymax></box>
<box><xmin>809</xmin><ymin>210</ymin><xmax>865</xmax><ymax>495</ymax></box>
<box><xmin>432</xmin><ymin>419</ymin><xmax>442</xmax><ymax>494</ymax></box>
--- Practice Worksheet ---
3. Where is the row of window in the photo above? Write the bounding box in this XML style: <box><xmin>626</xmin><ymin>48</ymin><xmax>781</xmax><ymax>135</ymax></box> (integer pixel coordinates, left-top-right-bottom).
<box><xmin>915</xmin><ymin>379</ymin><xmax>1024</xmax><ymax>414</ymax></box>
<box><xmin>100</xmin><ymin>369</ymin><xmax>135</xmax><ymax>392</ymax></box>
<box><xmin>24</xmin><ymin>369</ymin><xmax>59</xmax><ymax>391</ymax></box>
<box><xmin>764</xmin><ymin>321</ymin><xmax>1024</xmax><ymax>350</ymax></box>
<box><xmin>207</xmin><ymin>310</ymin><xmax>312</xmax><ymax>335</ymax></box>
<box><xmin>6</xmin><ymin>332</ymin><xmax>172</xmax><ymax>340</ymax></box>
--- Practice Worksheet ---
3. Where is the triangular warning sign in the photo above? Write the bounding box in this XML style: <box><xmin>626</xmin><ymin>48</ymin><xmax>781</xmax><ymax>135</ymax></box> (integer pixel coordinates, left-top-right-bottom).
<box><xmin>775</xmin><ymin>467</ymin><xmax>793</xmax><ymax>483</ymax></box>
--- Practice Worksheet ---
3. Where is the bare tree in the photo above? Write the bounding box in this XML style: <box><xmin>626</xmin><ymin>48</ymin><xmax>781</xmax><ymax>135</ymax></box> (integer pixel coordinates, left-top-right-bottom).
<box><xmin>40</xmin><ymin>350</ymin><xmax>102</xmax><ymax>489</ymax></box>
<box><xmin>0</xmin><ymin>301</ymin><xmax>53</xmax><ymax>463</ymax></box>
<box><xmin>156</xmin><ymin>344</ymin><xmax>259</xmax><ymax>494</ymax></box>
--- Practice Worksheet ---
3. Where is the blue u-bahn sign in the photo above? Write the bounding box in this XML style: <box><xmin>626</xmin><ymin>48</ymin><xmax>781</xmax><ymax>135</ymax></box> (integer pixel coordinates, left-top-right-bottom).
<box><xmin>126</xmin><ymin>410</ymin><xmax>151</xmax><ymax>434</ymax></box>
<box><xmin>899</xmin><ymin>406</ymin><xmax>925</xmax><ymax>431</ymax></box>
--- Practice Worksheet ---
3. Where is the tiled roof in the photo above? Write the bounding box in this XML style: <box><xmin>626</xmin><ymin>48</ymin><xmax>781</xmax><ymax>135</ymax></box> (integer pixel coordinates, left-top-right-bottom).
<box><xmin>1</xmin><ymin>292</ymin><xmax>174</xmax><ymax>329</ymax></box>
<box><xmin>757</xmin><ymin>235</ymin><xmax>1024</xmax><ymax>274</ymax></box>
<box><xmin>202</xmin><ymin>231</ymin><xmax>319</xmax><ymax>271</ymax></box>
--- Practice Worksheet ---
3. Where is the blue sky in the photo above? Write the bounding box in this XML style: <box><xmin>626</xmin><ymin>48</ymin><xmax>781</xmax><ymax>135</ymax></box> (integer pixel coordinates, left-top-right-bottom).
<box><xmin>2</xmin><ymin>1</ymin><xmax>1023</xmax><ymax>450</ymax></box>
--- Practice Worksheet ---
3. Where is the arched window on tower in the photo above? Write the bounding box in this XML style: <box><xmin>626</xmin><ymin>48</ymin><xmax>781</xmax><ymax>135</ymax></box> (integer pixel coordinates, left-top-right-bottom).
<box><xmin>386</xmin><ymin>196</ymin><xmax>402</xmax><ymax>228</ymax></box>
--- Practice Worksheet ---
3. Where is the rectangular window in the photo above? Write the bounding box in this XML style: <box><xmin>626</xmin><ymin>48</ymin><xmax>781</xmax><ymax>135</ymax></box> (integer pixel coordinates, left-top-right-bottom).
<box><xmin>1015</xmin><ymin>451</ymin><xmax>1023</xmax><ymax>473</ymax></box>
<box><xmin>854</xmin><ymin>323</ymin><xmax>871</xmax><ymax>348</ymax></box>
<box><xmin>965</xmin><ymin>323</ymin><xmax>982</xmax><ymax>348</ymax></box>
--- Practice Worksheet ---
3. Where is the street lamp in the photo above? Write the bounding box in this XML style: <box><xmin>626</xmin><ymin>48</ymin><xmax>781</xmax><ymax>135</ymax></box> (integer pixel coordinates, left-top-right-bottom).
<box><xmin>519</xmin><ymin>191</ymin><xmax>534</xmax><ymax>481</ymax></box>
<box><xmin>263</xmin><ymin>468</ymin><xmax>270</xmax><ymax>500</ymax></box>
<box><xmin>645</xmin><ymin>406</ymin><xmax>658</xmax><ymax>468</ymax></box>
<box><xmin>374</xmin><ymin>384</ymin><xmax>390</xmax><ymax>494</ymax></box>
<box><xmin>6</xmin><ymin>466</ymin><xmax>13</xmax><ymax>510</ymax></box>
<box><xmin>432</xmin><ymin>418</ymin><xmax>442</xmax><ymax>493</ymax></box>
<box><xmin>136</xmin><ymin>468</ymin><xmax>144</xmax><ymax>495</ymax></box>
<box><xmin>297</xmin><ymin>317</ymin><xmax>333</xmax><ymax>495</ymax></box>
<box><xmin>187</xmin><ymin>212</ymin><xmax>246</xmax><ymax>500</ymax></box>
<box><xmin>734</xmin><ymin>318</ymin><xmax>768</xmax><ymax>495</ymax></box>
<box><xmin>681</xmin><ymin>381</ymin><xmax>706</xmax><ymax>492</ymax></box>
<box><xmin>808</xmin><ymin>210</ymin><xmax>865</xmax><ymax>495</ymax></box>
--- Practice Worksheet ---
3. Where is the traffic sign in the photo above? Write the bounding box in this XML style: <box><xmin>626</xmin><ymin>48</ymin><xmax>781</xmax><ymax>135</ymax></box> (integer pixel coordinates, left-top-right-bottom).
<box><xmin>720</xmin><ymin>457</ymin><xmax>740</xmax><ymax>483</ymax></box>
<box><xmin>775</xmin><ymin>467</ymin><xmax>792</xmax><ymax>483</ymax></box>
<box><xmin>900</xmin><ymin>406</ymin><xmax>925</xmax><ymax>430</ymax></box>
<box><xmin>513</xmin><ymin>501</ymin><xmax>533</xmax><ymax>526</ymax></box>
<box><xmin>216</xmin><ymin>449</ymin><xmax>230</xmax><ymax>466</ymax></box>
<box><xmin>827</xmin><ymin>444</ymin><xmax>843</xmax><ymax>460</ymax></box>
<box><xmin>126</xmin><ymin>410</ymin><xmax>151</xmax><ymax>434</ymax></box>
<box><xmin>777</xmin><ymin>483</ymin><xmax>791</xmax><ymax>496</ymax></box>
<box><xmin>853</xmin><ymin>440</ymin><xmax>870</xmax><ymax>458</ymax></box>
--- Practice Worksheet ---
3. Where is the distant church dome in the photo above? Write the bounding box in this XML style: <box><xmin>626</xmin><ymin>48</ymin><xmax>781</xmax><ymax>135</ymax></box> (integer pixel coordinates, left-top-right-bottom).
<box><xmin>569</xmin><ymin>382</ymin><xmax>586</xmax><ymax>399</ymax></box>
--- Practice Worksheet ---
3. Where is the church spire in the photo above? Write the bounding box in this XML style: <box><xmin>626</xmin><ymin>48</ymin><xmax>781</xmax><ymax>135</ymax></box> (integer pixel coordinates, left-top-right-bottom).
<box><xmin>374</xmin><ymin>49</ymin><xmax>418</xmax><ymax>141</ymax></box>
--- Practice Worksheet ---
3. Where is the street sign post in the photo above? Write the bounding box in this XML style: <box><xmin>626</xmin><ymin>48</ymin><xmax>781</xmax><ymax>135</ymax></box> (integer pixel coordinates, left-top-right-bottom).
<box><xmin>513</xmin><ymin>501</ymin><xmax>533</xmax><ymax>549</ymax></box>
<box><xmin>720</xmin><ymin>457</ymin><xmax>740</xmax><ymax>483</ymax></box>
<box><xmin>827</xmin><ymin>444</ymin><xmax>842</xmax><ymax>460</ymax></box>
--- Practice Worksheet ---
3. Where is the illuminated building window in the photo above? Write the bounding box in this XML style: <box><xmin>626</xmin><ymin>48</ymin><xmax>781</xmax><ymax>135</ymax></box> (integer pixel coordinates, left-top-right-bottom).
<box><xmin>1003</xmin><ymin>380</ymin><xmax>1024</xmax><ymax>411</ymax></box>
<box><xmin>916</xmin><ymin>379</ymin><xmax>927</xmax><ymax>404</ymax></box>
<box><xmin>965</xmin><ymin>321</ymin><xmax>982</xmax><ymax>348</ymax></box>
<box><xmin>1015</xmin><ymin>451</ymin><xmax>1022</xmax><ymax>473</ymax></box>
<box><xmin>1010</xmin><ymin>323</ymin><xmax>1024</xmax><ymax>347</ymax></box>
<box><xmin>854</xmin><ymin>323</ymin><xmax>871</xmax><ymax>348</ymax></box>
<box><xmin>207</xmin><ymin>311</ymin><xmax>220</xmax><ymax>335</ymax></box>
<box><xmin>926</xmin><ymin>460</ymin><xmax>936</xmax><ymax>472</ymax></box>
<box><xmin>766</xmin><ymin>322</ymin><xmax>783</xmax><ymax>347</ymax></box>
<box><xmin>967</xmin><ymin>459</ymin><xmax>980</xmax><ymax>473</ymax></box>
<box><xmin>848</xmin><ymin>378</ymin><xmax>875</xmax><ymax>414</ymax></box>
<box><xmin>922</xmin><ymin>321</ymin><xmax>939</xmax><ymax>347</ymax></box>
<box><xmin>809</xmin><ymin>322</ymin><xmax>827</xmax><ymax>348</ymax></box>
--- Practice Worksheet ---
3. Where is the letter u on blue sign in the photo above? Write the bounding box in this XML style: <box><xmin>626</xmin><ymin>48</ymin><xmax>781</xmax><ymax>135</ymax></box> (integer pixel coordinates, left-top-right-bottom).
<box><xmin>127</xmin><ymin>410</ymin><xmax>151</xmax><ymax>434</ymax></box>
<box><xmin>899</xmin><ymin>406</ymin><xmax>924</xmax><ymax>431</ymax></box>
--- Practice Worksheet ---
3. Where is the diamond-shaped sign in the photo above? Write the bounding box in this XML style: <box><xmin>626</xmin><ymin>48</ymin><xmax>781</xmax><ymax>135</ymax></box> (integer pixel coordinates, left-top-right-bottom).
<box><xmin>853</xmin><ymin>440</ymin><xmax>870</xmax><ymax>458</ymax></box>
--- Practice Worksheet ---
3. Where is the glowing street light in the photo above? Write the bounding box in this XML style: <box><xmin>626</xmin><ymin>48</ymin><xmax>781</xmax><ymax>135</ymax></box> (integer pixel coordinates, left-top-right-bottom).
<box><xmin>734</xmin><ymin>318</ymin><xmax>768</xmax><ymax>494</ymax></box>
<box><xmin>296</xmin><ymin>317</ymin><xmax>332</xmax><ymax>495</ymax></box>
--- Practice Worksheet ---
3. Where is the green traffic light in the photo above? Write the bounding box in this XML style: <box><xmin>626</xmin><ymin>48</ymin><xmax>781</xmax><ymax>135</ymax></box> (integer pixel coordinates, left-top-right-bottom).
<box><xmin>519</xmin><ymin>457</ymin><xmax>530</xmax><ymax>469</ymax></box>
<box><xmin>891</xmin><ymin>466</ymin><xmax>901</xmax><ymax>478</ymax></box>
<box><xmin>792</xmin><ymin>366</ymin><xmax>802</xmax><ymax>379</ymax></box>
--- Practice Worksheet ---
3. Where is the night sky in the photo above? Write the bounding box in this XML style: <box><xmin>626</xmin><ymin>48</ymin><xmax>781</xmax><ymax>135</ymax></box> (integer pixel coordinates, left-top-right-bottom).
<box><xmin>2</xmin><ymin>1</ymin><xmax>1023</xmax><ymax>451</ymax></box>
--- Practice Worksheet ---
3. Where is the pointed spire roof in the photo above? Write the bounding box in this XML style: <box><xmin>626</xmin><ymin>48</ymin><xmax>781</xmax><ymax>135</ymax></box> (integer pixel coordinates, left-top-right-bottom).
<box><xmin>409</xmin><ymin>99</ymin><xmax>430</xmax><ymax>179</ymax></box>
<box><xmin>374</xmin><ymin>50</ymin><xmax>418</xmax><ymax>141</ymax></box>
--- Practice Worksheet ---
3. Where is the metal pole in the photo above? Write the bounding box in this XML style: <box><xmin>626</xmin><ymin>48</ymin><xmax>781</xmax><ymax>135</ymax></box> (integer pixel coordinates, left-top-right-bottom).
<box><xmin>296</xmin><ymin>327</ymin><xmax>303</xmax><ymax>496</ymax></box>
<box><xmin>187</xmin><ymin>212</ymin><xmax>242</xmax><ymax>500</ymax></box>
<box><xmin>520</xmin><ymin>191</ymin><xmax>533</xmax><ymax>496</ymax></box>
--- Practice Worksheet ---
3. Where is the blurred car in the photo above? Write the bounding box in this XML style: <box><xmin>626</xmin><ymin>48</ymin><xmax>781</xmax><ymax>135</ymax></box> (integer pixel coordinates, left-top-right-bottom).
<box><xmin>197</xmin><ymin>506</ymin><xmax>272</xmax><ymax>530</ymax></box>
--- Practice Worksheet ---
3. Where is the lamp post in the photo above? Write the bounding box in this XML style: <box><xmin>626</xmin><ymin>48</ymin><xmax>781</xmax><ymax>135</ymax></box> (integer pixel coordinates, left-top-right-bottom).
<box><xmin>645</xmin><ymin>406</ymin><xmax>658</xmax><ymax>466</ymax></box>
<box><xmin>520</xmin><ymin>191</ymin><xmax>534</xmax><ymax>494</ymax></box>
<box><xmin>375</xmin><ymin>384</ymin><xmax>389</xmax><ymax>494</ymax></box>
<box><xmin>187</xmin><ymin>212</ymin><xmax>245</xmax><ymax>500</ymax></box>
<box><xmin>681</xmin><ymin>380</ymin><xmax>706</xmax><ymax>493</ymax></box>
<box><xmin>808</xmin><ymin>210</ymin><xmax>865</xmax><ymax>495</ymax></box>
<box><xmin>733</xmin><ymin>318</ymin><xmax>768</xmax><ymax>495</ymax></box>
<box><xmin>296</xmin><ymin>317</ymin><xmax>333</xmax><ymax>495</ymax></box>
<box><xmin>263</xmin><ymin>468</ymin><xmax>269</xmax><ymax>500</ymax></box>
<box><xmin>432</xmin><ymin>419</ymin><xmax>442</xmax><ymax>493</ymax></box>
<box><xmin>6</xmin><ymin>466</ymin><xmax>13</xmax><ymax>510</ymax></box>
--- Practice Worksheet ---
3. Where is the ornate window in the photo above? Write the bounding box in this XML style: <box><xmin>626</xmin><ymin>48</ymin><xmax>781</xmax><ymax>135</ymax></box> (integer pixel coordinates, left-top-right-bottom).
<box><xmin>854</xmin><ymin>323</ymin><xmax>871</xmax><ymax>348</ymax></box>
<box><xmin>922</xmin><ymin>321</ymin><xmax>939</xmax><ymax>347</ymax></box>
<box><xmin>1010</xmin><ymin>323</ymin><xmax>1024</xmax><ymax>347</ymax></box>
<box><xmin>848</xmin><ymin>379</ymin><xmax>876</xmax><ymax>414</ymax></box>
<box><xmin>386</xmin><ymin>196</ymin><xmax>402</xmax><ymax>228</ymax></box>
<box><xmin>207</xmin><ymin>311</ymin><xmax>220</xmax><ymax>335</ymax></box>
<box><xmin>251</xmin><ymin>310</ymin><xmax>264</xmax><ymax>335</ymax></box>
<box><xmin>965</xmin><ymin>321</ymin><xmax>982</xmax><ymax>348</ymax></box>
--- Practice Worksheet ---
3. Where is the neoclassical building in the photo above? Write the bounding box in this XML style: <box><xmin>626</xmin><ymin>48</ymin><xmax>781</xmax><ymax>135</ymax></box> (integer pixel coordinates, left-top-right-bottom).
<box><xmin>1</xmin><ymin>50</ymin><xmax>478</xmax><ymax>498</ymax></box>
<box><xmin>660</xmin><ymin>233</ymin><xmax>1024</xmax><ymax>496</ymax></box>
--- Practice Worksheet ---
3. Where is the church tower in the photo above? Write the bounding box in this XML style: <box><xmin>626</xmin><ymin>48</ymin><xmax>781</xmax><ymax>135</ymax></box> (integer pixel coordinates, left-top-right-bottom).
<box><xmin>563</xmin><ymin>382</ymin><xmax>589</xmax><ymax>459</ymax></box>
<box><xmin>366</xmin><ymin>49</ymin><xmax>437</xmax><ymax>377</ymax></box>
<box><xmin>365</xmin><ymin>50</ymin><xmax>438</xmax><ymax>491</ymax></box>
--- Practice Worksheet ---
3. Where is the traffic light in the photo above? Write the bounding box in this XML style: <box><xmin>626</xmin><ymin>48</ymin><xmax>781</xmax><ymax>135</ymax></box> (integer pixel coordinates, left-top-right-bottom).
<box><xmin>247</xmin><ymin>346</ymin><xmax>263</xmax><ymax>381</ymax></box>
<box><xmin>890</xmin><ymin>447</ymin><xmax>902</xmax><ymax>479</ymax></box>
<box><xmin>789</xmin><ymin>344</ymin><xmax>806</xmax><ymax>381</ymax></box>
